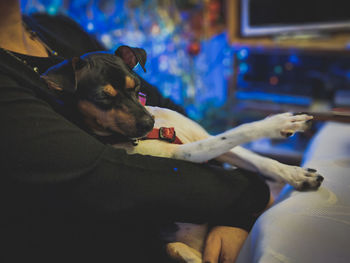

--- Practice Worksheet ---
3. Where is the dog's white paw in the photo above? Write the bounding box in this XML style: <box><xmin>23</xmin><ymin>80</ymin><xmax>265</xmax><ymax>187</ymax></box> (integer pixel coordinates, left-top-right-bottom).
<box><xmin>261</xmin><ymin>161</ymin><xmax>324</xmax><ymax>190</ymax></box>
<box><xmin>259</xmin><ymin>112</ymin><xmax>313</xmax><ymax>139</ymax></box>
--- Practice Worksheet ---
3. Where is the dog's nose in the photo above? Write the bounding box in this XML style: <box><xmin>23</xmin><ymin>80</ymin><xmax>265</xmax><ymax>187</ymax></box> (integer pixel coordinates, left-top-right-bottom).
<box><xmin>137</xmin><ymin>115</ymin><xmax>155</xmax><ymax>135</ymax></box>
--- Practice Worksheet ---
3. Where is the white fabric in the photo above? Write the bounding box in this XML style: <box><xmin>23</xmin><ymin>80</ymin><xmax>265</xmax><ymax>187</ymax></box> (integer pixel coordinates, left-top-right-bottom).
<box><xmin>236</xmin><ymin>122</ymin><xmax>350</xmax><ymax>263</ymax></box>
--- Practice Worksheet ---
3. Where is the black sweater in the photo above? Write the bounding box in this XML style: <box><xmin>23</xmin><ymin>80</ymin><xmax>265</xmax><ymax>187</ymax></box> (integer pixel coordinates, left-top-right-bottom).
<box><xmin>0</xmin><ymin>14</ymin><xmax>269</xmax><ymax>262</ymax></box>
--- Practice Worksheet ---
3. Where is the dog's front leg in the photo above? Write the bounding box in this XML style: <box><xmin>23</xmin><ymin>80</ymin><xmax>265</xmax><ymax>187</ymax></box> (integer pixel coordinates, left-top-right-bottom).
<box><xmin>172</xmin><ymin>112</ymin><xmax>312</xmax><ymax>163</ymax></box>
<box><xmin>218</xmin><ymin>146</ymin><xmax>323</xmax><ymax>190</ymax></box>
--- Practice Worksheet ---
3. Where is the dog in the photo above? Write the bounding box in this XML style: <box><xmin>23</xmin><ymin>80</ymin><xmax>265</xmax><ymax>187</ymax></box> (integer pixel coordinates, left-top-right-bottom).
<box><xmin>41</xmin><ymin>46</ymin><xmax>323</xmax><ymax>263</ymax></box>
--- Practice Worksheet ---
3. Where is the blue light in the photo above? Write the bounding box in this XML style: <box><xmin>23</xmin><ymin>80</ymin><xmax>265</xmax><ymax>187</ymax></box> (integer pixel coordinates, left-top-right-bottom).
<box><xmin>289</xmin><ymin>54</ymin><xmax>299</xmax><ymax>64</ymax></box>
<box><xmin>239</xmin><ymin>63</ymin><xmax>249</xmax><ymax>74</ymax></box>
<box><xmin>346</xmin><ymin>71</ymin><xmax>350</xmax><ymax>80</ymax></box>
<box><xmin>158</xmin><ymin>55</ymin><xmax>169</xmax><ymax>71</ymax></box>
<box><xmin>87</xmin><ymin>22</ymin><xmax>94</xmax><ymax>32</ymax></box>
<box><xmin>47</xmin><ymin>5</ymin><xmax>57</xmax><ymax>15</ymax></box>
<box><xmin>237</xmin><ymin>48</ymin><xmax>249</xmax><ymax>60</ymax></box>
<box><xmin>222</xmin><ymin>58</ymin><xmax>231</xmax><ymax>66</ymax></box>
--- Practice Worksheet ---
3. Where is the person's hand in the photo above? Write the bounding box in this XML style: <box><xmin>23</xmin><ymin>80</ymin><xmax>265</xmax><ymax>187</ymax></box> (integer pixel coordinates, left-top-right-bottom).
<box><xmin>202</xmin><ymin>226</ymin><xmax>248</xmax><ymax>263</ymax></box>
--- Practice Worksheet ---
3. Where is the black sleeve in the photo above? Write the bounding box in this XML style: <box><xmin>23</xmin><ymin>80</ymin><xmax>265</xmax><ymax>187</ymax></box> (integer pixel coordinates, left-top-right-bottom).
<box><xmin>0</xmin><ymin>74</ymin><xmax>269</xmax><ymax>228</ymax></box>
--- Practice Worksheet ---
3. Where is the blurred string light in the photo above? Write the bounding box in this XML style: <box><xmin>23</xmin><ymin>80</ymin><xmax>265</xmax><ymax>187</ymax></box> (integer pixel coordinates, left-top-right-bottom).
<box><xmin>86</xmin><ymin>22</ymin><xmax>95</xmax><ymax>32</ymax></box>
<box><xmin>239</xmin><ymin>63</ymin><xmax>249</xmax><ymax>74</ymax></box>
<box><xmin>285</xmin><ymin>62</ymin><xmax>294</xmax><ymax>71</ymax></box>
<box><xmin>237</xmin><ymin>48</ymin><xmax>249</xmax><ymax>60</ymax></box>
<box><xmin>274</xmin><ymin>65</ymin><xmax>283</xmax><ymax>74</ymax></box>
<box><xmin>47</xmin><ymin>0</ymin><xmax>61</xmax><ymax>15</ymax></box>
<box><xmin>289</xmin><ymin>54</ymin><xmax>300</xmax><ymax>64</ymax></box>
<box><xmin>269</xmin><ymin>76</ymin><xmax>279</xmax><ymax>85</ymax></box>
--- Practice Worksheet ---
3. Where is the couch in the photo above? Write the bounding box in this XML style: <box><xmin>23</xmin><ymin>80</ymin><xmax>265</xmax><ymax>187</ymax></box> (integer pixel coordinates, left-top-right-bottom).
<box><xmin>236</xmin><ymin>121</ymin><xmax>350</xmax><ymax>263</ymax></box>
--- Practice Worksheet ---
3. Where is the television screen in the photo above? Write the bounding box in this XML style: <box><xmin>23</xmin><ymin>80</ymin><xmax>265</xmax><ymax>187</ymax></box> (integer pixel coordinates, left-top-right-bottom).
<box><xmin>241</xmin><ymin>0</ymin><xmax>350</xmax><ymax>37</ymax></box>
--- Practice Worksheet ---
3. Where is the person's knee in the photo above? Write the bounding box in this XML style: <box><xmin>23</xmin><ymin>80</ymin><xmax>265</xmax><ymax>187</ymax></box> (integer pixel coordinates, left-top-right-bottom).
<box><xmin>241</xmin><ymin>171</ymin><xmax>271</xmax><ymax>215</ymax></box>
<box><xmin>266</xmin><ymin>193</ymin><xmax>274</xmax><ymax>209</ymax></box>
<box><xmin>254</xmin><ymin>193</ymin><xmax>274</xmax><ymax>217</ymax></box>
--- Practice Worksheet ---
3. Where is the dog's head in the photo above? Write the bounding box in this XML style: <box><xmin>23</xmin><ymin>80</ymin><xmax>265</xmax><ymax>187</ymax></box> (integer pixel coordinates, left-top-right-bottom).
<box><xmin>41</xmin><ymin>46</ymin><xmax>155</xmax><ymax>138</ymax></box>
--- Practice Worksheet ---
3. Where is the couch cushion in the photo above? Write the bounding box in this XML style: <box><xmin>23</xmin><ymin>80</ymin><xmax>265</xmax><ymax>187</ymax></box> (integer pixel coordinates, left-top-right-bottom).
<box><xmin>236</xmin><ymin>122</ymin><xmax>350</xmax><ymax>263</ymax></box>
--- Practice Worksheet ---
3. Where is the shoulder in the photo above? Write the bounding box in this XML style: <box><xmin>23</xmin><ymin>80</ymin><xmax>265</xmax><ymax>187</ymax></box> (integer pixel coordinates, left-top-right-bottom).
<box><xmin>26</xmin><ymin>13</ymin><xmax>106</xmax><ymax>56</ymax></box>
<box><xmin>30</xmin><ymin>13</ymin><xmax>84</xmax><ymax>32</ymax></box>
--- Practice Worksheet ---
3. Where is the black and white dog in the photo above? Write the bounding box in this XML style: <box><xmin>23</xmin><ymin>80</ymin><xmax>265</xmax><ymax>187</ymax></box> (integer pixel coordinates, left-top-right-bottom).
<box><xmin>42</xmin><ymin>46</ymin><xmax>323</xmax><ymax>263</ymax></box>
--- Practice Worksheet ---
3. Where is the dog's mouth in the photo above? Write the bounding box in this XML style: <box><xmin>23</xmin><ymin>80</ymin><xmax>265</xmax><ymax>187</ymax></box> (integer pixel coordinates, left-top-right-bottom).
<box><xmin>117</xmin><ymin>117</ymin><xmax>155</xmax><ymax>139</ymax></box>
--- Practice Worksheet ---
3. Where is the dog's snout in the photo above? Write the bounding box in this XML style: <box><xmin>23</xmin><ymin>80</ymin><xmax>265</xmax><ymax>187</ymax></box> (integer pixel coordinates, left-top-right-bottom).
<box><xmin>137</xmin><ymin>114</ymin><xmax>155</xmax><ymax>136</ymax></box>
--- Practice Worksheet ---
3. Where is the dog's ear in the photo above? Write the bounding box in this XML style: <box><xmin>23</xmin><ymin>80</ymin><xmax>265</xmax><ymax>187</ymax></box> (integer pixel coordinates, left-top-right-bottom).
<box><xmin>41</xmin><ymin>57</ymin><xmax>86</xmax><ymax>93</ymax></box>
<box><xmin>114</xmin><ymin>45</ymin><xmax>147</xmax><ymax>72</ymax></box>
<box><xmin>71</xmin><ymin>56</ymin><xmax>86</xmax><ymax>72</ymax></box>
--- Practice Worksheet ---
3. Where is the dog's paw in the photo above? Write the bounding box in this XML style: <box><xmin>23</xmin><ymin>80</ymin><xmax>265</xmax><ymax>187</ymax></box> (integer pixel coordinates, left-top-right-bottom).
<box><xmin>264</xmin><ymin>162</ymin><xmax>324</xmax><ymax>190</ymax></box>
<box><xmin>166</xmin><ymin>242</ymin><xmax>202</xmax><ymax>263</ymax></box>
<box><xmin>259</xmin><ymin>112</ymin><xmax>313</xmax><ymax>139</ymax></box>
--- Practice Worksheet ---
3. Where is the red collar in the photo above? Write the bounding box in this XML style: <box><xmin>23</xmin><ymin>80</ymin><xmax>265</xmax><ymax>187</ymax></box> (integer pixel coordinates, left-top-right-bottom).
<box><xmin>143</xmin><ymin>127</ymin><xmax>183</xmax><ymax>144</ymax></box>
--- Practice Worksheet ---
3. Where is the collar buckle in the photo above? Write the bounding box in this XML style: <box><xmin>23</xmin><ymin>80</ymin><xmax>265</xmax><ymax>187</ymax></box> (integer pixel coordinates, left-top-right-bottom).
<box><xmin>159</xmin><ymin>127</ymin><xmax>176</xmax><ymax>143</ymax></box>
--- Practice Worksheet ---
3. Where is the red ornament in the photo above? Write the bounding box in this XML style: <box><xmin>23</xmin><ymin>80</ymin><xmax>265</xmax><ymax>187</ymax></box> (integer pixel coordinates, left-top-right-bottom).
<box><xmin>187</xmin><ymin>41</ymin><xmax>201</xmax><ymax>56</ymax></box>
<box><xmin>208</xmin><ymin>0</ymin><xmax>221</xmax><ymax>23</ymax></box>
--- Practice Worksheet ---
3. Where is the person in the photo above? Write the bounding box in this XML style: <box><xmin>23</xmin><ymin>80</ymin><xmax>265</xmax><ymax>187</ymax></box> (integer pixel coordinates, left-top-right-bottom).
<box><xmin>0</xmin><ymin>1</ymin><xmax>272</xmax><ymax>262</ymax></box>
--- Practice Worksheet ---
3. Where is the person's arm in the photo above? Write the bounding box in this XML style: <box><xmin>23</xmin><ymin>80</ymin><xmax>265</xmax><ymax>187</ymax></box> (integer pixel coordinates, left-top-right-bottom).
<box><xmin>0</xmin><ymin>74</ymin><xmax>269</xmax><ymax>228</ymax></box>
